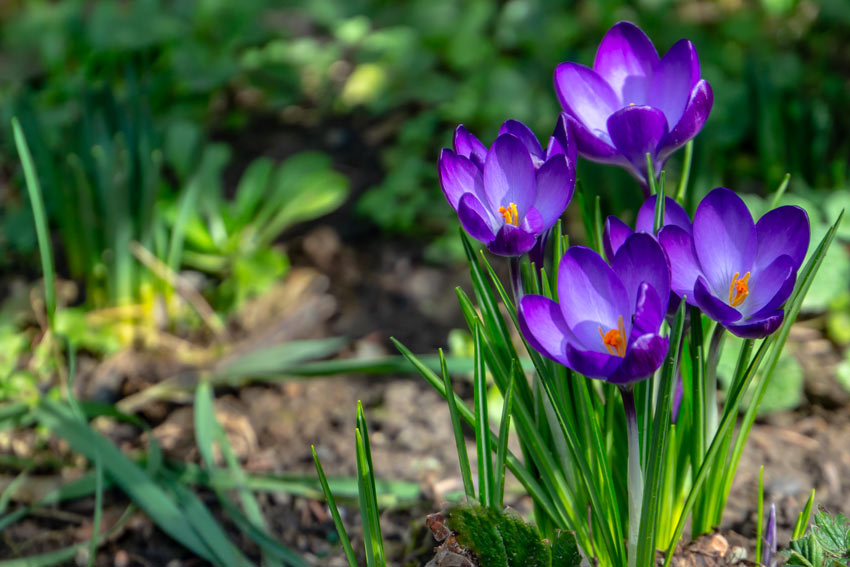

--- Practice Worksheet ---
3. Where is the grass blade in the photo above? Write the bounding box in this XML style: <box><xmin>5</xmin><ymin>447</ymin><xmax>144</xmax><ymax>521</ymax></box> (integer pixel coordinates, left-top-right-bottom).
<box><xmin>312</xmin><ymin>447</ymin><xmax>358</xmax><ymax>567</ymax></box>
<box><xmin>494</xmin><ymin>370</ymin><xmax>515</xmax><ymax>509</ymax></box>
<box><xmin>473</xmin><ymin>324</ymin><xmax>493</xmax><ymax>508</ymax></box>
<box><xmin>12</xmin><ymin>117</ymin><xmax>56</xmax><ymax>327</ymax></box>
<box><xmin>34</xmin><ymin>398</ymin><xmax>246</xmax><ymax>566</ymax></box>
<box><xmin>440</xmin><ymin>349</ymin><xmax>475</xmax><ymax>501</ymax></box>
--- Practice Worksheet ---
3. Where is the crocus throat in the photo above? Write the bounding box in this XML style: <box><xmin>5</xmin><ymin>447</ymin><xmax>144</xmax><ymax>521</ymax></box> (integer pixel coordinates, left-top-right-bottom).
<box><xmin>598</xmin><ymin>315</ymin><xmax>627</xmax><ymax>358</ymax></box>
<box><xmin>728</xmin><ymin>272</ymin><xmax>750</xmax><ymax>307</ymax></box>
<box><xmin>498</xmin><ymin>202</ymin><xmax>519</xmax><ymax>226</ymax></box>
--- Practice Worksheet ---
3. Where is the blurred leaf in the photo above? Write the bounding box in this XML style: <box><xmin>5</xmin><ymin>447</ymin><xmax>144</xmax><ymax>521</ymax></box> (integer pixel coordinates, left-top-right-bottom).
<box><xmin>213</xmin><ymin>337</ymin><xmax>347</xmax><ymax>381</ymax></box>
<box><xmin>718</xmin><ymin>335</ymin><xmax>804</xmax><ymax>414</ymax></box>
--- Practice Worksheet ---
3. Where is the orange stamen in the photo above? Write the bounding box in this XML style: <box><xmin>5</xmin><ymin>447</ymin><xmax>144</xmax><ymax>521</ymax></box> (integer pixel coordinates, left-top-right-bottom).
<box><xmin>728</xmin><ymin>272</ymin><xmax>750</xmax><ymax>307</ymax></box>
<box><xmin>497</xmin><ymin>202</ymin><xmax>519</xmax><ymax>226</ymax></box>
<box><xmin>598</xmin><ymin>315</ymin><xmax>627</xmax><ymax>358</ymax></box>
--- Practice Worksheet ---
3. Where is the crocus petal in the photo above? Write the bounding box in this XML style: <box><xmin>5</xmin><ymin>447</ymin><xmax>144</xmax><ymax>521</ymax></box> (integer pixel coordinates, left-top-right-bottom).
<box><xmin>453</xmin><ymin>125</ymin><xmax>487</xmax><ymax>167</ymax></box>
<box><xmin>565</xmin><ymin>343</ymin><xmax>622</xmax><ymax>378</ymax></box>
<box><xmin>632</xmin><ymin>281</ymin><xmax>665</xmax><ymax>336</ymax></box>
<box><xmin>694</xmin><ymin>276</ymin><xmax>741</xmax><ymax>324</ymax></box>
<box><xmin>612</xmin><ymin>232</ymin><xmax>671</xmax><ymax>315</ymax></box>
<box><xmin>547</xmin><ymin>113</ymin><xmax>579</xmax><ymax>165</ymax></box>
<box><xmin>755</xmin><ymin>205</ymin><xmax>810</xmax><ymax>271</ymax></box>
<box><xmin>518</xmin><ymin>295</ymin><xmax>573</xmax><ymax>365</ymax></box>
<box><xmin>532</xmin><ymin>155</ymin><xmax>574</xmax><ymax>229</ymax></box>
<box><xmin>608</xmin><ymin>333</ymin><xmax>669</xmax><ymax>384</ymax></box>
<box><xmin>603</xmin><ymin>216</ymin><xmax>634</xmax><ymax>260</ymax></box>
<box><xmin>499</xmin><ymin>120</ymin><xmax>545</xmax><ymax>164</ymax></box>
<box><xmin>457</xmin><ymin>193</ymin><xmax>497</xmax><ymax>244</ymax></box>
<box><xmin>658</xmin><ymin>79</ymin><xmax>713</xmax><ymax>160</ymax></box>
<box><xmin>606</xmin><ymin>105</ymin><xmax>669</xmax><ymax>175</ymax></box>
<box><xmin>483</xmin><ymin>134</ymin><xmax>536</xmax><ymax>217</ymax></box>
<box><xmin>558</xmin><ymin>246</ymin><xmax>631</xmax><ymax>350</ymax></box>
<box><xmin>554</xmin><ymin>63</ymin><xmax>620</xmax><ymax>142</ymax></box>
<box><xmin>693</xmin><ymin>187</ymin><xmax>757</xmax><ymax>295</ymax></box>
<box><xmin>592</xmin><ymin>21</ymin><xmax>659</xmax><ymax>105</ymax></box>
<box><xmin>635</xmin><ymin>196</ymin><xmax>692</xmax><ymax>234</ymax></box>
<box><xmin>488</xmin><ymin>224</ymin><xmax>537</xmax><ymax>256</ymax></box>
<box><xmin>564</xmin><ymin>114</ymin><xmax>622</xmax><ymax>163</ymax></box>
<box><xmin>743</xmin><ymin>255</ymin><xmax>796</xmax><ymax>318</ymax></box>
<box><xmin>439</xmin><ymin>149</ymin><xmax>485</xmax><ymax>210</ymax></box>
<box><xmin>726</xmin><ymin>309</ymin><xmax>785</xmax><ymax>339</ymax></box>
<box><xmin>521</xmin><ymin>207</ymin><xmax>545</xmax><ymax>234</ymax></box>
<box><xmin>649</xmin><ymin>39</ymin><xmax>700</xmax><ymax>128</ymax></box>
<box><xmin>658</xmin><ymin>225</ymin><xmax>702</xmax><ymax>301</ymax></box>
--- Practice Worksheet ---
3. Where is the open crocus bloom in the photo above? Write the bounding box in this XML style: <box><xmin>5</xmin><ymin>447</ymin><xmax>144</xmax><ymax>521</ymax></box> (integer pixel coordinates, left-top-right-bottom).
<box><xmin>603</xmin><ymin>195</ymin><xmax>691</xmax><ymax>260</ymax></box>
<box><xmin>519</xmin><ymin>233</ymin><xmax>670</xmax><ymax>384</ymax></box>
<box><xmin>658</xmin><ymin>187</ymin><xmax>810</xmax><ymax>338</ymax></box>
<box><xmin>554</xmin><ymin>21</ymin><xmax>713</xmax><ymax>188</ymax></box>
<box><xmin>439</xmin><ymin>119</ymin><xmax>576</xmax><ymax>256</ymax></box>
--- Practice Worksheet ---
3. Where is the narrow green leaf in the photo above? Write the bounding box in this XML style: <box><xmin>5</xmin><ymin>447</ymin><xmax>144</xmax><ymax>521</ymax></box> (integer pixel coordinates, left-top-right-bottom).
<box><xmin>312</xmin><ymin>447</ymin><xmax>358</xmax><ymax>567</ymax></box>
<box><xmin>645</xmin><ymin>153</ymin><xmax>658</xmax><ymax>196</ymax></box>
<box><xmin>653</xmin><ymin>179</ymin><xmax>666</xmax><ymax>234</ymax></box>
<box><xmin>494</xmin><ymin>369</ymin><xmax>515</xmax><ymax>509</ymax></box>
<box><xmin>35</xmin><ymin>399</ymin><xmax>246</xmax><ymax>566</ymax></box>
<box><xmin>675</xmin><ymin>140</ymin><xmax>693</xmax><ymax>203</ymax></box>
<box><xmin>440</xmin><ymin>349</ymin><xmax>475</xmax><ymax>501</ymax></box>
<box><xmin>793</xmin><ymin>490</ymin><xmax>816</xmax><ymax>540</ymax></box>
<box><xmin>391</xmin><ymin>338</ymin><xmax>566</xmax><ymax>529</ymax></box>
<box><xmin>770</xmin><ymin>173</ymin><xmax>792</xmax><ymax>208</ymax></box>
<box><xmin>637</xmin><ymin>298</ymin><xmax>686</xmax><ymax>566</ymax></box>
<box><xmin>0</xmin><ymin>470</ymin><xmax>29</xmax><ymax>516</ymax></box>
<box><xmin>12</xmin><ymin>117</ymin><xmax>56</xmax><ymax>326</ymax></box>
<box><xmin>194</xmin><ymin>381</ymin><xmax>217</xmax><ymax>470</ymax></box>
<box><xmin>756</xmin><ymin>466</ymin><xmax>765</xmax><ymax>562</ymax></box>
<box><xmin>356</xmin><ymin>427</ymin><xmax>384</xmax><ymax>567</ymax></box>
<box><xmin>473</xmin><ymin>324</ymin><xmax>494</xmax><ymax>508</ymax></box>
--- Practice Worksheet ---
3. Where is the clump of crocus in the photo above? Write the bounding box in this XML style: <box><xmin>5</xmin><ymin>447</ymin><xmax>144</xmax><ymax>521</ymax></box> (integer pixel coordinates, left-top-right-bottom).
<box><xmin>518</xmin><ymin>232</ymin><xmax>670</xmax><ymax>383</ymax></box>
<box><xmin>658</xmin><ymin>187</ymin><xmax>810</xmax><ymax>338</ymax></box>
<box><xmin>603</xmin><ymin>195</ymin><xmax>691</xmax><ymax>259</ymax></box>
<box><xmin>439</xmin><ymin>119</ymin><xmax>576</xmax><ymax>256</ymax></box>
<box><xmin>554</xmin><ymin>21</ymin><xmax>713</xmax><ymax>189</ymax></box>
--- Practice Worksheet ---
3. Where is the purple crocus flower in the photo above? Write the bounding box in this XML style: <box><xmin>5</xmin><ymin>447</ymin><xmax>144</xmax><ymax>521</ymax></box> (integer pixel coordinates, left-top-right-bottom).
<box><xmin>763</xmin><ymin>503</ymin><xmax>777</xmax><ymax>567</ymax></box>
<box><xmin>603</xmin><ymin>195</ymin><xmax>692</xmax><ymax>260</ymax></box>
<box><xmin>518</xmin><ymin>233</ymin><xmax>670</xmax><ymax>384</ymax></box>
<box><xmin>553</xmin><ymin>21</ymin><xmax>713</xmax><ymax>189</ymax></box>
<box><xmin>658</xmin><ymin>187</ymin><xmax>810</xmax><ymax>338</ymax></box>
<box><xmin>439</xmin><ymin>119</ymin><xmax>576</xmax><ymax>257</ymax></box>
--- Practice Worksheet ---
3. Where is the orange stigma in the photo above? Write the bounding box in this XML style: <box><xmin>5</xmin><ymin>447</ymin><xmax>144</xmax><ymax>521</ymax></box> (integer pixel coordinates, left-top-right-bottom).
<box><xmin>598</xmin><ymin>315</ymin><xmax>627</xmax><ymax>358</ymax></box>
<box><xmin>728</xmin><ymin>272</ymin><xmax>750</xmax><ymax>307</ymax></box>
<box><xmin>498</xmin><ymin>202</ymin><xmax>519</xmax><ymax>226</ymax></box>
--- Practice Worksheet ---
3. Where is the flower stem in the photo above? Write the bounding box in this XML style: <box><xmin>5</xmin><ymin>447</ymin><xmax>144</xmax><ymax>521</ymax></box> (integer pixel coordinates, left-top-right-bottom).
<box><xmin>620</xmin><ymin>385</ymin><xmax>643</xmax><ymax>567</ymax></box>
<box><xmin>704</xmin><ymin>324</ymin><xmax>726</xmax><ymax>441</ymax></box>
<box><xmin>509</xmin><ymin>257</ymin><xmax>523</xmax><ymax>302</ymax></box>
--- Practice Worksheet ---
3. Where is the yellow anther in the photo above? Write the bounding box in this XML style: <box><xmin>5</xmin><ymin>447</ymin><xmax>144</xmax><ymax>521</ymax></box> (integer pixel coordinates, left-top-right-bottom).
<box><xmin>598</xmin><ymin>315</ymin><xmax>627</xmax><ymax>358</ymax></box>
<box><xmin>728</xmin><ymin>272</ymin><xmax>751</xmax><ymax>307</ymax></box>
<box><xmin>498</xmin><ymin>202</ymin><xmax>520</xmax><ymax>226</ymax></box>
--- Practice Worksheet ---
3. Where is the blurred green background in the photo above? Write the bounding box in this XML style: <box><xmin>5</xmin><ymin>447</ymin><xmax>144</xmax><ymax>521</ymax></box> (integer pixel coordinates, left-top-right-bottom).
<box><xmin>1</xmin><ymin>0</ymin><xmax>849</xmax><ymax>304</ymax></box>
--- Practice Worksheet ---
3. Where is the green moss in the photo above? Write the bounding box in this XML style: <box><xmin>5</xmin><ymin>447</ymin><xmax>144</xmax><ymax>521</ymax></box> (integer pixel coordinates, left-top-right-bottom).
<box><xmin>445</xmin><ymin>504</ymin><xmax>581</xmax><ymax>567</ymax></box>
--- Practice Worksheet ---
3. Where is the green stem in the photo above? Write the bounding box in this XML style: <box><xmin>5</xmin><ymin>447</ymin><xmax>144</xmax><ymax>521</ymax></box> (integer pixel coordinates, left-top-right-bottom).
<box><xmin>509</xmin><ymin>256</ymin><xmax>523</xmax><ymax>302</ymax></box>
<box><xmin>675</xmin><ymin>140</ymin><xmax>694</xmax><ymax>203</ymax></box>
<box><xmin>704</xmin><ymin>324</ymin><xmax>725</xmax><ymax>441</ymax></box>
<box><xmin>621</xmin><ymin>385</ymin><xmax>643</xmax><ymax>567</ymax></box>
